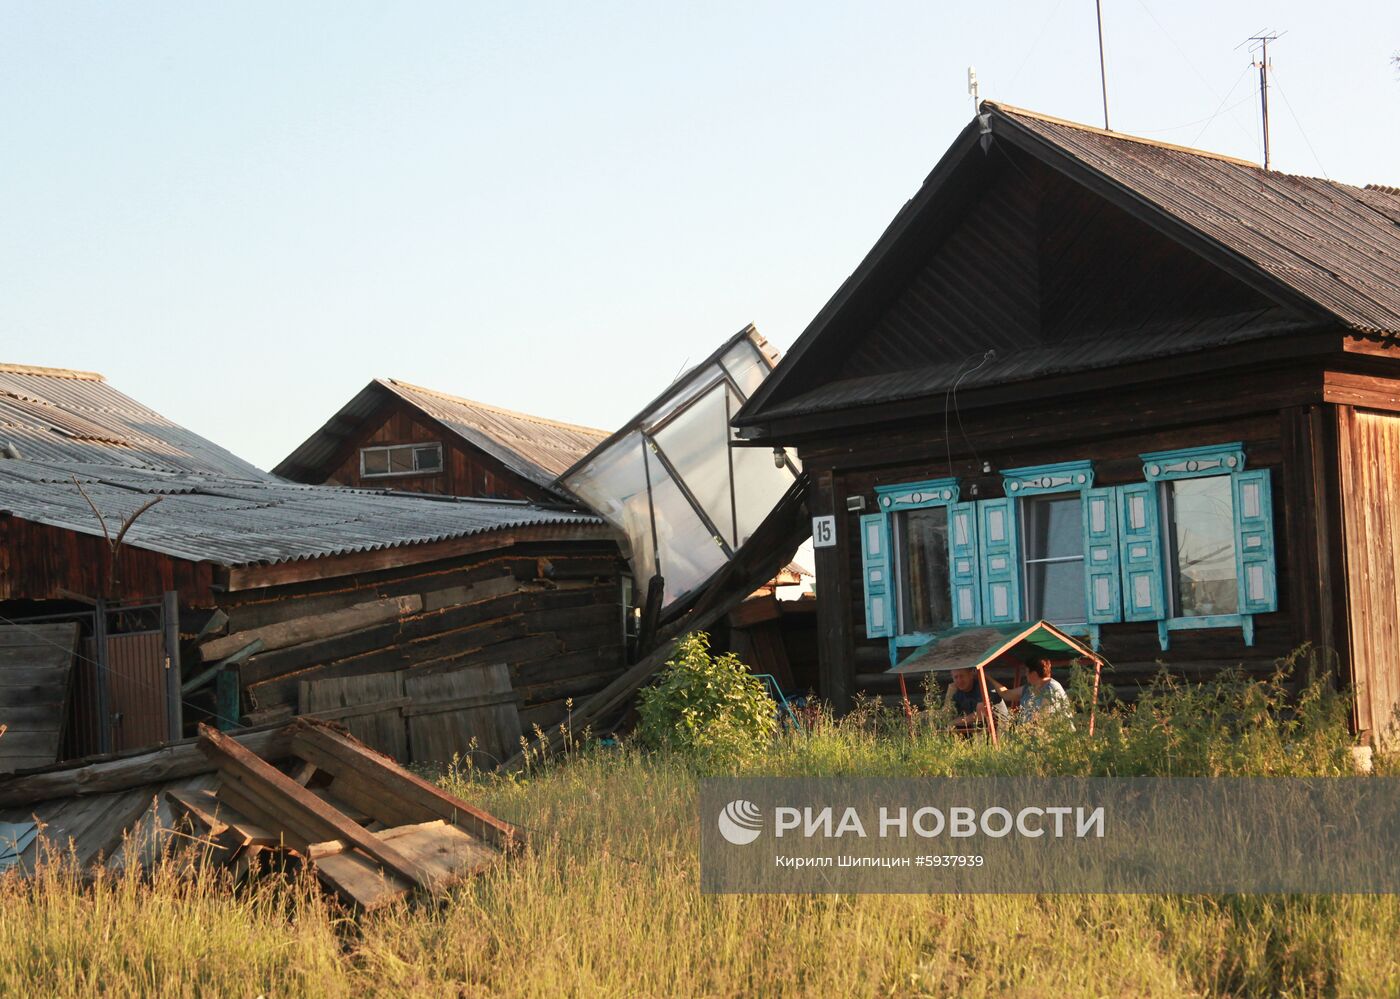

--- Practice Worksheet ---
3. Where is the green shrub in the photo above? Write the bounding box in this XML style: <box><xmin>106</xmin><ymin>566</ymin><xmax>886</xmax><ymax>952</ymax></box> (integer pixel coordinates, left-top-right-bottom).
<box><xmin>635</xmin><ymin>632</ymin><xmax>777</xmax><ymax>768</ymax></box>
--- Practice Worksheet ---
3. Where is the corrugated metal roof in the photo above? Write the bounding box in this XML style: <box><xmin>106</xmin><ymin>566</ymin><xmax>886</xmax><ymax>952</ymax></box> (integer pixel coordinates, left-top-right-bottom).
<box><xmin>0</xmin><ymin>364</ymin><xmax>270</xmax><ymax>479</ymax></box>
<box><xmin>0</xmin><ymin>459</ymin><xmax>604</xmax><ymax>568</ymax></box>
<box><xmin>735</xmin><ymin>104</ymin><xmax>1400</xmax><ymax>429</ymax></box>
<box><xmin>273</xmin><ymin>379</ymin><xmax>608</xmax><ymax>491</ymax></box>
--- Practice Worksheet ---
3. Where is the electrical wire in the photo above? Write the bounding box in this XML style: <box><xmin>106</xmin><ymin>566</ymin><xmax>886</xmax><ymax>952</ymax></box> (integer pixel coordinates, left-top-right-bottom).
<box><xmin>1268</xmin><ymin>66</ymin><xmax>1329</xmax><ymax>179</ymax></box>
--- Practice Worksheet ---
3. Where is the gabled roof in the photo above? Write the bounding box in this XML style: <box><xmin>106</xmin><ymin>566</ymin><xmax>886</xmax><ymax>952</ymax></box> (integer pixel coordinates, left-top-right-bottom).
<box><xmin>735</xmin><ymin>103</ymin><xmax>1400</xmax><ymax>430</ymax></box>
<box><xmin>0</xmin><ymin>459</ymin><xmax>605</xmax><ymax>570</ymax></box>
<box><xmin>274</xmin><ymin>379</ymin><xmax>608</xmax><ymax>492</ymax></box>
<box><xmin>0</xmin><ymin>364</ymin><xmax>270</xmax><ymax>479</ymax></box>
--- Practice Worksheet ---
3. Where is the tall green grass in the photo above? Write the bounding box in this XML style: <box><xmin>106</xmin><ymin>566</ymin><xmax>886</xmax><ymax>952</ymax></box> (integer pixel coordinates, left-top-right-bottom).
<box><xmin>1</xmin><ymin>662</ymin><xmax>1395</xmax><ymax>997</ymax></box>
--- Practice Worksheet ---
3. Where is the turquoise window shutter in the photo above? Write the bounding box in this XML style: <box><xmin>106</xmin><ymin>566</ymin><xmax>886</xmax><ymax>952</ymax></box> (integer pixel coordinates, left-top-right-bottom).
<box><xmin>948</xmin><ymin>501</ymin><xmax>981</xmax><ymax>626</ymax></box>
<box><xmin>1082</xmin><ymin>486</ymin><xmax>1121</xmax><ymax>623</ymax></box>
<box><xmin>1233</xmin><ymin>469</ymin><xmax>1278</xmax><ymax>614</ymax></box>
<box><xmin>977</xmin><ymin>497</ymin><xmax>1021</xmax><ymax>624</ymax></box>
<box><xmin>1118</xmin><ymin>482</ymin><xmax>1165</xmax><ymax>621</ymax></box>
<box><xmin>859</xmin><ymin>513</ymin><xmax>893</xmax><ymax>638</ymax></box>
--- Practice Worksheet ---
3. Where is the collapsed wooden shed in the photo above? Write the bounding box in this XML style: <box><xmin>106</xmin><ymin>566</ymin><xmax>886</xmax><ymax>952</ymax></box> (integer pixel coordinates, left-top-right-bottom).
<box><xmin>732</xmin><ymin>102</ymin><xmax>1400</xmax><ymax>747</ymax></box>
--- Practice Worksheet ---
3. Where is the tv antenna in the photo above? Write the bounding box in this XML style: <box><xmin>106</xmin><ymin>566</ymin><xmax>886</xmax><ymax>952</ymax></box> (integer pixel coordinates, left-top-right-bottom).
<box><xmin>967</xmin><ymin>66</ymin><xmax>980</xmax><ymax>113</ymax></box>
<box><xmin>1239</xmin><ymin>30</ymin><xmax>1284</xmax><ymax>169</ymax></box>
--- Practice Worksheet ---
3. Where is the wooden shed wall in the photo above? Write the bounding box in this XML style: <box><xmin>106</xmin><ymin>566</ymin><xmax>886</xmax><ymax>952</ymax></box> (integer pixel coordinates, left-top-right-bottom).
<box><xmin>318</xmin><ymin>397</ymin><xmax>545</xmax><ymax>501</ymax></box>
<box><xmin>1337</xmin><ymin>406</ymin><xmax>1400</xmax><ymax>747</ymax></box>
<box><xmin>212</xmin><ymin>541</ymin><xmax>627</xmax><ymax>736</ymax></box>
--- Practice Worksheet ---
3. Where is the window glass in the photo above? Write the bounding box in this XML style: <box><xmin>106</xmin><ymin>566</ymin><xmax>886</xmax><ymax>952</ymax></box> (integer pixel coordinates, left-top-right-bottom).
<box><xmin>652</xmin><ymin>384</ymin><xmax>736</xmax><ymax>546</ymax></box>
<box><xmin>361</xmin><ymin>448</ymin><xmax>389</xmax><ymax>475</ymax></box>
<box><xmin>562</xmin><ymin>432</ymin><xmax>657</xmax><ymax>587</ymax></box>
<box><xmin>648</xmin><ymin>462</ymin><xmax>727</xmax><ymax>601</ymax></box>
<box><xmin>1165</xmin><ymin>476</ymin><xmax>1238</xmax><ymax>616</ymax></box>
<box><xmin>388</xmin><ymin>446</ymin><xmax>416</xmax><ymax>474</ymax></box>
<box><xmin>414</xmin><ymin>444</ymin><xmax>443</xmax><ymax>472</ymax></box>
<box><xmin>895</xmin><ymin>507</ymin><xmax>952</xmax><ymax>634</ymax></box>
<box><xmin>1022</xmin><ymin>494</ymin><xmax>1086</xmax><ymax>624</ymax></box>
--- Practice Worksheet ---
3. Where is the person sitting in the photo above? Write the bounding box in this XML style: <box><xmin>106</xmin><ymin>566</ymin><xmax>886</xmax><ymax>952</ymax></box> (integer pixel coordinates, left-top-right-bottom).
<box><xmin>992</xmin><ymin>657</ymin><xmax>1071</xmax><ymax>725</ymax></box>
<box><xmin>946</xmin><ymin>666</ymin><xmax>1010</xmax><ymax>734</ymax></box>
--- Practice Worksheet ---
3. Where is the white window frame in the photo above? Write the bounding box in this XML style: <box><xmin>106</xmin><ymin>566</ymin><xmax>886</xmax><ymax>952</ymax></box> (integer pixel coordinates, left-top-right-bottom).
<box><xmin>359</xmin><ymin>442</ymin><xmax>444</xmax><ymax>479</ymax></box>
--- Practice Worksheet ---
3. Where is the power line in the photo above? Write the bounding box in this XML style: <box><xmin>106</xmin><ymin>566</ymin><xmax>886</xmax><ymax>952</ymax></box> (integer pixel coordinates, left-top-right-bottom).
<box><xmin>1268</xmin><ymin>65</ymin><xmax>1329</xmax><ymax>179</ymax></box>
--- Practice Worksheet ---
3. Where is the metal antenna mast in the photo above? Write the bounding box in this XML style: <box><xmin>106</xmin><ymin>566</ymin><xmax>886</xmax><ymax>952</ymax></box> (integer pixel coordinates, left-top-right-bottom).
<box><xmin>1244</xmin><ymin>30</ymin><xmax>1282</xmax><ymax>169</ymax></box>
<box><xmin>967</xmin><ymin>66</ymin><xmax>980</xmax><ymax>114</ymax></box>
<box><xmin>1095</xmin><ymin>0</ymin><xmax>1110</xmax><ymax>130</ymax></box>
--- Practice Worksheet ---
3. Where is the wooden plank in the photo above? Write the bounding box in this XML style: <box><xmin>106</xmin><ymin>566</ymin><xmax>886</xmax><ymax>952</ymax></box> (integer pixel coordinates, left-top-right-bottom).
<box><xmin>183</xmin><ymin>638</ymin><xmax>264</xmax><ymax>696</ymax></box>
<box><xmin>811</xmin><ymin>470</ymin><xmax>853</xmax><ymax>712</ymax></box>
<box><xmin>225</xmin><ymin>523</ymin><xmax>615</xmax><ymax>591</ymax></box>
<box><xmin>0</xmin><ymin>726</ymin><xmax>294</xmax><ymax>808</ymax></box>
<box><xmin>0</xmin><ymin>622</ymin><xmax>77</xmax><ymax>773</ymax></box>
<box><xmin>311</xmin><ymin>821</ymin><xmax>500</xmax><ymax>909</ymax></box>
<box><xmin>404</xmin><ymin>664</ymin><xmax>523</xmax><ymax>769</ymax></box>
<box><xmin>298</xmin><ymin>672</ymin><xmax>408</xmax><ymax>762</ymax></box>
<box><xmin>201</xmin><ymin>596</ymin><xmax>424</xmax><ymax>662</ymax></box>
<box><xmin>287</xmin><ymin>721</ymin><xmax>520</xmax><ymax>849</ymax></box>
<box><xmin>198</xmin><ymin>724</ymin><xmax>433</xmax><ymax>887</ymax></box>
<box><xmin>422</xmin><ymin>574</ymin><xmax>523</xmax><ymax>612</ymax></box>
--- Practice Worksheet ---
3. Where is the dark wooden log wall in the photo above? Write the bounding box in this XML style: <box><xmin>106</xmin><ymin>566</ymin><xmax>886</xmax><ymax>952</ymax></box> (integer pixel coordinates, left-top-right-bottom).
<box><xmin>0</xmin><ymin>516</ymin><xmax>217</xmax><ymax>604</ymax></box>
<box><xmin>200</xmin><ymin>542</ymin><xmax>626</xmax><ymax>736</ymax></box>
<box><xmin>318</xmin><ymin>397</ymin><xmax>545</xmax><ymax>501</ymax></box>
<box><xmin>804</xmin><ymin>402</ymin><xmax>1310</xmax><ymax>708</ymax></box>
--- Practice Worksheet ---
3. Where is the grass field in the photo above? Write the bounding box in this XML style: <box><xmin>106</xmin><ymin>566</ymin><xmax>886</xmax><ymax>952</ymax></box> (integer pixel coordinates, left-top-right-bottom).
<box><xmin>2</xmin><ymin>663</ymin><xmax>1397</xmax><ymax>998</ymax></box>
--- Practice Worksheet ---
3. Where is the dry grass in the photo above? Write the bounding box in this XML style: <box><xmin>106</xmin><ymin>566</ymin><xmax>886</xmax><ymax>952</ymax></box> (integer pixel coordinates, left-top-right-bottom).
<box><xmin>2</xmin><ymin>664</ymin><xmax>1397</xmax><ymax>997</ymax></box>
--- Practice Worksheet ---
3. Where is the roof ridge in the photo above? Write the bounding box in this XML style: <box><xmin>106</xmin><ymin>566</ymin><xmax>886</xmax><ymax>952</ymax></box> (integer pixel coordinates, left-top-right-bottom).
<box><xmin>380</xmin><ymin>378</ymin><xmax>609</xmax><ymax>438</ymax></box>
<box><xmin>982</xmin><ymin>101</ymin><xmax>1262</xmax><ymax>169</ymax></box>
<box><xmin>0</xmin><ymin>363</ymin><xmax>105</xmax><ymax>382</ymax></box>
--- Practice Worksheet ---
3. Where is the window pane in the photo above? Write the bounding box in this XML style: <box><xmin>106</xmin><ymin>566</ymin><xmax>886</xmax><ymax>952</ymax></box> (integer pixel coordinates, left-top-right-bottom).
<box><xmin>1024</xmin><ymin>494</ymin><xmax>1083</xmax><ymax>559</ymax></box>
<box><xmin>652</xmin><ymin>384</ymin><xmax>735</xmax><ymax>546</ymax></box>
<box><xmin>649</xmin><ymin>462</ymin><xmax>727</xmax><ymax>602</ymax></box>
<box><xmin>414</xmin><ymin>445</ymin><xmax>442</xmax><ymax>472</ymax></box>
<box><xmin>388</xmin><ymin>446</ymin><xmax>416</xmax><ymax>474</ymax></box>
<box><xmin>896</xmin><ymin>508</ymin><xmax>952</xmax><ymax>634</ymax></box>
<box><xmin>562</xmin><ymin>431</ymin><xmax>657</xmax><ymax>588</ymax></box>
<box><xmin>720</xmin><ymin>339</ymin><xmax>769</xmax><ymax>398</ymax></box>
<box><xmin>361</xmin><ymin>448</ymin><xmax>389</xmax><ymax>475</ymax></box>
<box><xmin>1027</xmin><ymin>560</ymin><xmax>1087</xmax><ymax>622</ymax></box>
<box><xmin>1023</xmin><ymin>494</ymin><xmax>1085</xmax><ymax>623</ymax></box>
<box><xmin>1168</xmin><ymin>477</ymin><xmax>1238</xmax><ymax>616</ymax></box>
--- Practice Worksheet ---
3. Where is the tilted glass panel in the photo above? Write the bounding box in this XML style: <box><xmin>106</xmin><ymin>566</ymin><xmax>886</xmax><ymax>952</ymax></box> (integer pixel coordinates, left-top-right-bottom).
<box><xmin>730</xmin><ymin>439</ymin><xmax>799</xmax><ymax>546</ymax></box>
<box><xmin>561</xmin><ymin>431</ymin><xmax>656</xmax><ymax>586</ymax></box>
<box><xmin>652</xmin><ymin>383</ymin><xmax>736</xmax><ymax>546</ymax></box>
<box><xmin>895</xmin><ymin>507</ymin><xmax>953</xmax><ymax>635</ymax></box>
<box><xmin>648</xmin><ymin>461</ymin><xmax>727</xmax><ymax>602</ymax></box>
<box><xmin>720</xmin><ymin>338</ymin><xmax>768</xmax><ymax>399</ymax></box>
<box><xmin>1023</xmin><ymin>494</ymin><xmax>1086</xmax><ymax>623</ymax></box>
<box><xmin>1167</xmin><ymin>476</ymin><xmax>1238</xmax><ymax>616</ymax></box>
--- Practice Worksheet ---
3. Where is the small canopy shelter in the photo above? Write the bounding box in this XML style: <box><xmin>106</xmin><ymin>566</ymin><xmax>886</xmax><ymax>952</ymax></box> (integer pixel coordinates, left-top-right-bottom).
<box><xmin>888</xmin><ymin>621</ymin><xmax>1105</xmax><ymax>745</ymax></box>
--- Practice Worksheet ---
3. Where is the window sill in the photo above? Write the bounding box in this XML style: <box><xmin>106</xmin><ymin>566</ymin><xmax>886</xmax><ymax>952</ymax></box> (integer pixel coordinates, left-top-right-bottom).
<box><xmin>361</xmin><ymin>470</ymin><xmax>444</xmax><ymax>479</ymax></box>
<box><xmin>1156</xmin><ymin>613</ymin><xmax>1255</xmax><ymax>651</ymax></box>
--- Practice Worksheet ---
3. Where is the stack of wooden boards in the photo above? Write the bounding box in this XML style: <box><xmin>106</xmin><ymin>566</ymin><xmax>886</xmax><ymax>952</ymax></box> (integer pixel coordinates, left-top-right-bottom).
<box><xmin>0</xmin><ymin>622</ymin><xmax>78</xmax><ymax>773</ymax></box>
<box><xmin>167</xmin><ymin>720</ymin><xmax>521</xmax><ymax>909</ymax></box>
<box><xmin>184</xmin><ymin>548</ymin><xmax>627</xmax><ymax>739</ymax></box>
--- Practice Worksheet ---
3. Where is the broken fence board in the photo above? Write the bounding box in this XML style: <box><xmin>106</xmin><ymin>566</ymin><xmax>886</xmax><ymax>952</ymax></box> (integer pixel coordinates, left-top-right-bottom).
<box><xmin>405</xmin><ymin>663</ymin><xmax>522</xmax><ymax>770</ymax></box>
<box><xmin>298</xmin><ymin>672</ymin><xmax>409</xmax><ymax>763</ymax></box>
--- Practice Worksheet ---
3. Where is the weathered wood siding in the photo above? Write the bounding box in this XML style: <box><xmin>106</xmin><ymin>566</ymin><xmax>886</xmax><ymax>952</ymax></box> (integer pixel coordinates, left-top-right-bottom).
<box><xmin>1337</xmin><ymin>406</ymin><xmax>1400</xmax><ymax>747</ymax></box>
<box><xmin>213</xmin><ymin>542</ymin><xmax>626</xmax><ymax>736</ymax></box>
<box><xmin>318</xmin><ymin>398</ymin><xmax>544</xmax><ymax>501</ymax></box>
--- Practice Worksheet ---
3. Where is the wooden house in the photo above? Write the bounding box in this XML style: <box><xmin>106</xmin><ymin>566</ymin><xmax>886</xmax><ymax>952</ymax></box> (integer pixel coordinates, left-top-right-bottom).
<box><xmin>733</xmin><ymin>103</ymin><xmax>1400</xmax><ymax>746</ymax></box>
<box><xmin>0</xmin><ymin>365</ymin><xmax>627</xmax><ymax>766</ymax></box>
<box><xmin>274</xmin><ymin>378</ymin><xmax>608</xmax><ymax>502</ymax></box>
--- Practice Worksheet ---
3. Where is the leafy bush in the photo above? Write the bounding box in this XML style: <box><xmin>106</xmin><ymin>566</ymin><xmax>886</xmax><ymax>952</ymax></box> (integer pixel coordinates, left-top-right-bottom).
<box><xmin>635</xmin><ymin>632</ymin><xmax>777</xmax><ymax>768</ymax></box>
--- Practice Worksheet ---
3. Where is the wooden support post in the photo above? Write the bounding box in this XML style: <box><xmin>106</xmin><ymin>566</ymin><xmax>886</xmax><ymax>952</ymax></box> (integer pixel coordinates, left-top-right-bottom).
<box><xmin>93</xmin><ymin>599</ymin><xmax>112</xmax><ymax>754</ymax></box>
<box><xmin>812</xmin><ymin>470</ymin><xmax>853</xmax><ymax>714</ymax></box>
<box><xmin>162</xmin><ymin>591</ymin><xmax>183</xmax><ymax>741</ymax></box>
<box><xmin>1088</xmin><ymin>659</ymin><xmax>1102</xmax><ymax>738</ymax></box>
<box><xmin>977</xmin><ymin>664</ymin><xmax>999</xmax><ymax>747</ymax></box>
<box><xmin>634</xmin><ymin>575</ymin><xmax>665</xmax><ymax>659</ymax></box>
<box><xmin>898</xmin><ymin>673</ymin><xmax>915</xmax><ymax>738</ymax></box>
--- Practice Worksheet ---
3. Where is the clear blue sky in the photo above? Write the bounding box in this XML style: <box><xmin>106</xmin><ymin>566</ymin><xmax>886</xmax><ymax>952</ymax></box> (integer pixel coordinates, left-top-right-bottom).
<box><xmin>3</xmin><ymin>2</ymin><xmax>1396</xmax><ymax>471</ymax></box>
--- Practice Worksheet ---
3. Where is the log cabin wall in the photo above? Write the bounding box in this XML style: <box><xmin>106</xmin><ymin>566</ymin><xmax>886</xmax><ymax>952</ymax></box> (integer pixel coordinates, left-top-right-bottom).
<box><xmin>317</xmin><ymin>397</ymin><xmax>545</xmax><ymax>501</ymax></box>
<box><xmin>208</xmin><ymin>541</ymin><xmax>627</xmax><ymax>737</ymax></box>
<box><xmin>796</xmin><ymin>364</ymin><xmax>1343</xmax><ymax>712</ymax></box>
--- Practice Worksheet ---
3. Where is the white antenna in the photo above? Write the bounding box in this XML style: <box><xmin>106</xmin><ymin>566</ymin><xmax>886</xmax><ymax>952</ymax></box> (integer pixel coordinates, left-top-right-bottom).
<box><xmin>967</xmin><ymin>66</ymin><xmax>980</xmax><ymax>112</ymax></box>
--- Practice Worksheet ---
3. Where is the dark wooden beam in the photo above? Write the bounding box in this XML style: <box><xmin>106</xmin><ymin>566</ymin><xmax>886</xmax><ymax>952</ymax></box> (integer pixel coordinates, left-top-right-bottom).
<box><xmin>811</xmin><ymin>470</ymin><xmax>853</xmax><ymax>713</ymax></box>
